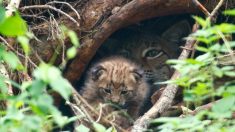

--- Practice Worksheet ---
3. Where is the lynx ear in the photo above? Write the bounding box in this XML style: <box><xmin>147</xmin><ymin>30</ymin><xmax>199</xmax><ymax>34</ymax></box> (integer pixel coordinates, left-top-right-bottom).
<box><xmin>91</xmin><ymin>65</ymin><xmax>105</xmax><ymax>81</ymax></box>
<box><xmin>161</xmin><ymin>20</ymin><xmax>191</xmax><ymax>45</ymax></box>
<box><xmin>132</xmin><ymin>69</ymin><xmax>144</xmax><ymax>82</ymax></box>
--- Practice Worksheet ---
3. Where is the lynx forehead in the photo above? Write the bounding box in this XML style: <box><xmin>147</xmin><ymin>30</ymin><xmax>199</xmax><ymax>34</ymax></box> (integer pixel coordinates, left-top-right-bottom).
<box><xmin>94</xmin><ymin>57</ymin><xmax>141</xmax><ymax>90</ymax></box>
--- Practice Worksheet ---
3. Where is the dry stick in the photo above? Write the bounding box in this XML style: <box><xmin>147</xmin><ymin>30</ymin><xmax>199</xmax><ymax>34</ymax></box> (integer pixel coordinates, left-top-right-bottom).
<box><xmin>132</xmin><ymin>0</ymin><xmax>227</xmax><ymax>131</ymax></box>
<box><xmin>192</xmin><ymin>0</ymin><xmax>210</xmax><ymax>16</ymax></box>
<box><xmin>0</xmin><ymin>36</ymin><xmax>37</xmax><ymax>68</ymax></box>
<box><xmin>20</xmin><ymin>5</ymin><xmax>80</xmax><ymax>27</ymax></box>
<box><xmin>131</xmin><ymin>24</ymin><xmax>198</xmax><ymax>132</ymax></box>
<box><xmin>47</xmin><ymin>1</ymin><xmax>81</xmax><ymax>20</ymax></box>
<box><xmin>68</xmin><ymin>88</ymin><xmax>128</xmax><ymax>132</ymax></box>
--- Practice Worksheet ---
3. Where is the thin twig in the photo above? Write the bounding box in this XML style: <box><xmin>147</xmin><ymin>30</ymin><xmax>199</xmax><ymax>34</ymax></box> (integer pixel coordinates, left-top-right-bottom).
<box><xmin>0</xmin><ymin>36</ymin><xmax>37</xmax><ymax>68</ymax></box>
<box><xmin>192</xmin><ymin>0</ymin><xmax>210</xmax><ymax>16</ymax></box>
<box><xmin>210</xmin><ymin>0</ymin><xmax>225</xmax><ymax>19</ymax></box>
<box><xmin>47</xmin><ymin>1</ymin><xmax>81</xmax><ymax>20</ymax></box>
<box><xmin>20</xmin><ymin>5</ymin><xmax>80</xmax><ymax>27</ymax></box>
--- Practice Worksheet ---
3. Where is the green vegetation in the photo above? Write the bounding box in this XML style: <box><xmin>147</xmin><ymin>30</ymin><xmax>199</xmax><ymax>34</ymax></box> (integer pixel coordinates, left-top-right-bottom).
<box><xmin>151</xmin><ymin>9</ymin><xmax>235</xmax><ymax>132</ymax></box>
<box><xmin>0</xmin><ymin>4</ymin><xmax>79</xmax><ymax>131</ymax></box>
<box><xmin>1</xmin><ymin>0</ymin><xmax>235</xmax><ymax>131</ymax></box>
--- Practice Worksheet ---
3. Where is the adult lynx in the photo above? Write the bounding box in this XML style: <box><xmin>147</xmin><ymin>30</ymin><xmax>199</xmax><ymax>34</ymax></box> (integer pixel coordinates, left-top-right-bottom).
<box><xmin>117</xmin><ymin>20</ymin><xmax>191</xmax><ymax>91</ymax></box>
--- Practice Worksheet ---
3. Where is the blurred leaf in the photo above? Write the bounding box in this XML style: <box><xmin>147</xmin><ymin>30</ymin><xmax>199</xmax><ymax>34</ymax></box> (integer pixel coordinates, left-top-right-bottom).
<box><xmin>196</xmin><ymin>53</ymin><xmax>211</xmax><ymax>62</ymax></box>
<box><xmin>2</xmin><ymin>51</ymin><xmax>22</xmax><ymax>70</ymax></box>
<box><xmin>193</xmin><ymin>82</ymin><xmax>210</xmax><ymax>96</ymax></box>
<box><xmin>0</xmin><ymin>13</ymin><xmax>27</xmax><ymax>36</ymax></box>
<box><xmin>215</xmin><ymin>23</ymin><xmax>235</xmax><ymax>34</ymax></box>
<box><xmin>76</xmin><ymin>124</ymin><xmax>90</xmax><ymax>132</ymax></box>
<box><xmin>212</xmin><ymin>96</ymin><xmax>235</xmax><ymax>113</ymax></box>
<box><xmin>0</xmin><ymin>76</ymin><xmax>8</xmax><ymax>94</ymax></box>
<box><xmin>224</xmin><ymin>71</ymin><xmax>235</xmax><ymax>77</ymax></box>
<box><xmin>49</xmin><ymin>77</ymin><xmax>72</xmax><ymax>100</ymax></box>
<box><xmin>23</xmin><ymin>115</ymin><xmax>42</xmax><ymax>130</ymax></box>
<box><xmin>33</xmin><ymin>63</ymin><xmax>72</xmax><ymax>100</ymax></box>
<box><xmin>196</xmin><ymin>46</ymin><xmax>209</xmax><ymax>52</ymax></box>
<box><xmin>68</xmin><ymin>30</ymin><xmax>79</xmax><ymax>47</ymax></box>
<box><xmin>93</xmin><ymin>122</ymin><xmax>106</xmax><ymax>132</ymax></box>
<box><xmin>28</xmin><ymin>80</ymin><xmax>46</xmax><ymax>96</ymax></box>
<box><xmin>50</xmin><ymin>107</ymin><xmax>68</xmax><ymax>127</ymax></box>
<box><xmin>17</xmin><ymin>36</ymin><xmax>30</xmax><ymax>55</ymax></box>
<box><xmin>223</xmin><ymin>9</ymin><xmax>235</xmax><ymax>16</ymax></box>
<box><xmin>67</xmin><ymin>47</ymin><xmax>77</xmax><ymax>59</ymax></box>
<box><xmin>184</xmin><ymin>90</ymin><xmax>196</xmax><ymax>102</ymax></box>
<box><xmin>0</xmin><ymin>6</ymin><xmax>5</xmax><ymax>23</ymax></box>
<box><xmin>193</xmin><ymin>16</ymin><xmax>208</xmax><ymax>28</ymax></box>
<box><xmin>212</xmin><ymin>66</ymin><xmax>223</xmax><ymax>78</ymax></box>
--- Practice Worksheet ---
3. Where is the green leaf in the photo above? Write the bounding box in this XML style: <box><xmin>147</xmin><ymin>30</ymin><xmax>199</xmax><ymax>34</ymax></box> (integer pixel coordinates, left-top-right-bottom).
<box><xmin>212</xmin><ymin>66</ymin><xmax>223</xmax><ymax>78</ymax></box>
<box><xmin>33</xmin><ymin>64</ymin><xmax>72</xmax><ymax>100</ymax></box>
<box><xmin>224</xmin><ymin>71</ymin><xmax>235</xmax><ymax>77</ymax></box>
<box><xmin>212</xmin><ymin>96</ymin><xmax>235</xmax><ymax>113</ymax></box>
<box><xmin>49</xmin><ymin>77</ymin><xmax>72</xmax><ymax>100</ymax></box>
<box><xmin>23</xmin><ymin>116</ymin><xmax>42</xmax><ymax>130</ymax></box>
<box><xmin>223</xmin><ymin>9</ymin><xmax>235</xmax><ymax>16</ymax></box>
<box><xmin>28</xmin><ymin>80</ymin><xmax>46</xmax><ymax>96</ymax></box>
<box><xmin>196</xmin><ymin>53</ymin><xmax>211</xmax><ymax>62</ymax></box>
<box><xmin>215</xmin><ymin>23</ymin><xmax>235</xmax><ymax>34</ymax></box>
<box><xmin>196</xmin><ymin>46</ymin><xmax>209</xmax><ymax>52</ymax></box>
<box><xmin>2</xmin><ymin>51</ymin><xmax>22</xmax><ymax>69</ymax></box>
<box><xmin>68</xmin><ymin>31</ymin><xmax>79</xmax><ymax>47</ymax></box>
<box><xmin>193</xmin><ymin>16</ymin><xmax>208</xmax><ymax>28</ymax></box>
<box><xmin>17</xmin><ymin>36</ymin><xmax>30</xmax><ymax>55</ymax></box>
<box><xmin>50</xmin><ymin>107</ymin><xmax>68</xmax><ymax>127</ymax></box>
<box><xmin>0</xmin><ymin>12</ymin><xmax>27</xmax><ymax>36</ymax></box>
<box><xmin>67</xmin><ymin>47</ymin><xmax>77</xmax><ymax>59</ymax></box>
<box><xmin>76</xmin><ymin>124</ymin><xmax>90</xmax><ymax>132</ymax></box>
<box><xmin>93</xmin><ymin>122</ymin><xmax>106</xmax><ymax>132</ymax></box>
<box><xmin>0</xmin><ymin>76</ymin><xmax>8</xmax><ymax>94</ymax></box>
<box><xmin>0</xmin><ymin>6</ymin><xmax>5</xmax><ymax>23</ymax></box>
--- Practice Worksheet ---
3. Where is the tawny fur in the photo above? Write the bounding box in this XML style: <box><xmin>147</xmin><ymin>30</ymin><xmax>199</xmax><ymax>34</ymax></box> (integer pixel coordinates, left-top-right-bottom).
<box><xmin>81</xmin><ymin>56</ymin><xmax>149</xmax><ymax>127</ymax></box>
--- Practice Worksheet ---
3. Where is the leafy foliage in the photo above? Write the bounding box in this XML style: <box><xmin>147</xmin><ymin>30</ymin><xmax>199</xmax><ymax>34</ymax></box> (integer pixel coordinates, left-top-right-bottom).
<box><xmin>151</xmin><ymin>9</ymin><xmax>235</xmax><ymax>131</ymax></box>
<box><xmin>0</xmin><ymin>5</ymin><xmax>79</xmax><ymax>131</ymax></box>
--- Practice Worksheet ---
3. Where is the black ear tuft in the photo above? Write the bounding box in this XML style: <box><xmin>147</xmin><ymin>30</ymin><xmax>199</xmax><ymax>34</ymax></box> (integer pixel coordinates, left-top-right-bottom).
<box><xmin>132</xmin><ymin>68</ymin><xmax>144</xmax><ymax>82</ymax></box>
<box><xmin>91</xmin><ymin>65</ymin><xmax>105</xmax><ymax>81</ymax></box>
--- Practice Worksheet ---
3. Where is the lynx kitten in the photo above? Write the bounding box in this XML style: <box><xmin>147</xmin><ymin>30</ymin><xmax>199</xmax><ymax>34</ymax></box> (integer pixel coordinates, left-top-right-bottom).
<box><xmin>81</xmin><ymin>56</ymin><xmax>149</xmax><ymax>127</ymax></box>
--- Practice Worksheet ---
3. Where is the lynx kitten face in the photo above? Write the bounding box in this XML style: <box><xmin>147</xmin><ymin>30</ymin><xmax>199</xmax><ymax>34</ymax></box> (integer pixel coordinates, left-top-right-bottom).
<box><xmin>81</xmin><ymin>56</ymin><xmax>149</xmax><ymax>119</ymax></box>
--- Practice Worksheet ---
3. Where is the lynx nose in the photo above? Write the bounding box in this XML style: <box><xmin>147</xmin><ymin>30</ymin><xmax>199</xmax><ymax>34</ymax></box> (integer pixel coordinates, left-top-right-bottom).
<box><xmin>111</xmin><ymin>96</ymin><xmax>120</xmax><ymax>103</ymax></box>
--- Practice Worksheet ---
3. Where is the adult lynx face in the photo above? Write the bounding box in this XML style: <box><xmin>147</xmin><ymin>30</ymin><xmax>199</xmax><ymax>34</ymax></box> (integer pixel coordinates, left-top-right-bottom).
<box><xmin>117</xmin><ymin>21</ymin><xmax>191</xmax><ymax>86</ymax></box>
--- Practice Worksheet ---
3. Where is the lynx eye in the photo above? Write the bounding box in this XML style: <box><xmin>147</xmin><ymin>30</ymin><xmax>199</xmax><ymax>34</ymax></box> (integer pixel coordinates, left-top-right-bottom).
<box><xmin>120</xmin><ymin>90</ymin><xmax>128</xmax><ymax>95</ymax></box>
<box><xmin>143</xmin><ymin>48</ymin><xmax>163</xmax><ymax>59</ymax></box>
<box><xmin>103</xmin><ymin>88</ymin><xmax>111</xmax><ymax>94</ymax></box>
